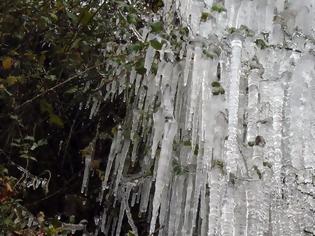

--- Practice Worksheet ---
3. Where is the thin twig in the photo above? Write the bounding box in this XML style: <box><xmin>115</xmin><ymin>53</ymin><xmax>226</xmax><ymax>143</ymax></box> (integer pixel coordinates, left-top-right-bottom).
<box><xmin>118</xmin><ymin>10</ymin><xmax>144</xmax><ymax>43</ymax></box>
<box><xmin>61</xmin><ymin>109</ymin><xmax>80</xmax><ymax>168</ymax></box>
<box><xmin>25</xmin><ymin>172</ymin><xmax>80</xmax><ymax>207</ymax></box>
<box><xmin>15</xmin><ymin>62</ymin><xmax>106</xmax><ymax>110</ymax></box>
<box><xmin>150</xmin><ymin>225</ymin><xmax>165</xmax><ymax>236</ymax></box>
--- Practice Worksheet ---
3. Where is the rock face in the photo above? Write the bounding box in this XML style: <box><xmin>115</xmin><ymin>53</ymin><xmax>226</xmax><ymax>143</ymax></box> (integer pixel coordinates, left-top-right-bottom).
<box><xmin>92</xmin><ymin>1</ymin><xmax>315</xmax><ymax>235</ymax></box>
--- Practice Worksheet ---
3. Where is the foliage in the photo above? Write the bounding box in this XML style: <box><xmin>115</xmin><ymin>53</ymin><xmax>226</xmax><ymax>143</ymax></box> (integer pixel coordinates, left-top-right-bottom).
<box><xmin>0</xmin><ymin>0</ymin><xmax>166</xmax><ymax>233</ymax></box>
<box><xmin>211</xmin><ymin>3</ymin><xmax>226</xmax><ymax>13</ymax></box>
<box><xmin>211</xmin><ymin>81</ymin><xmax>225</xmax><ymax>95</ymax></box>
<box><xmin>0</xmin><ymin>0</ymin><xmax>192</xmax><ymax>233</ymax></box>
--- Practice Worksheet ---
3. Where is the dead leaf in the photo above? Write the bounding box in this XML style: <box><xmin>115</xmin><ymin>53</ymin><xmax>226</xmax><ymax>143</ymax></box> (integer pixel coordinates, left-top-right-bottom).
<box><xmin>2</xmin><ymin>57</ymin><xmax>14</xmax><ymax>70</ymax></box>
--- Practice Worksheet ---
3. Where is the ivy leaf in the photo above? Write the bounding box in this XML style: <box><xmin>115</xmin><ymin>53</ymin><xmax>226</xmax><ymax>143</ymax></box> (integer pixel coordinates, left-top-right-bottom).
<box><xmin>150</xmin><ymin>21</ymin><xmax>163</xmax><ymax>33</ymax></box>
<box><xmin>150</xmin><ymin>39</ymin><xmax>162</xmax><ymax>50</ymax></box>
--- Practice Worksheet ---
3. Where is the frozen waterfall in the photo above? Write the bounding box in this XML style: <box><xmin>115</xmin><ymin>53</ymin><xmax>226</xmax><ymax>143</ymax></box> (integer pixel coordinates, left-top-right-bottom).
<box><xmin>89</xmin><ymin>0</ymin><xmax>315</xmax><ymax>235</ymax></box>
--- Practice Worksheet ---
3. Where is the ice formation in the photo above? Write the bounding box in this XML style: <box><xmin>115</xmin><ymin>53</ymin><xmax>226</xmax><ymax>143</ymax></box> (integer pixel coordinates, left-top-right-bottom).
<box><xmin>89</xmin><ymin>0</ymin><xmax>315</xmax><ymax>235</ymax></box>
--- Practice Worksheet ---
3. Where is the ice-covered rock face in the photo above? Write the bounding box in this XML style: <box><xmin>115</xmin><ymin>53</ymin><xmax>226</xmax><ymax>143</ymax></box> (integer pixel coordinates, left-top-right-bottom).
<box><xmin>87</xmin><ymin>1</ymin><xmax>315</xmax><ymax>235</ymax></box>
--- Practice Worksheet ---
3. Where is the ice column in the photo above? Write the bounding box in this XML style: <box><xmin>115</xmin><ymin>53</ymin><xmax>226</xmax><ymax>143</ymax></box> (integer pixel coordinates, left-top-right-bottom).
<box><xmin>226</xmin><ymin>38</ymin><xmax>242</xmax><ymax>174</ymax></box>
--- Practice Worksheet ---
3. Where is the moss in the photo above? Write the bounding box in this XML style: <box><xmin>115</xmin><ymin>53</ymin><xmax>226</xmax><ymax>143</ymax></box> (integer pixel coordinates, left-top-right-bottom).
<box><xmin>263</xmin><ymin>161</ymin><xmax>272</xmax><ymax>169</ymax></box>
<box><xmin>202</xmin><ymin>49</ymin><xmax>214</xmax><ymax>59</ymax></box>
<box><xmin>211</xmin><ymin>81</ymin><xmax>221</xmax><ymax>87</ymax></box>
<box><xmin>227</xmin><ymin>27</ymin><xmax>237</xmax><ymax>34</ymax></box>
<box><xmin>219</xmin><ymin>87</ymin><xmax>225</xmax><ymax>94</ymax></box>
<box><xmin>255</xmin><ymin>39</ymin><xmax>268</xmax><ymax>49</ymax></box>
<box><xmin>253</xmin><ymin>165</ymin><xmax>262</xmax><ymax>179</ymax></box>
<box><xmin>212</xmin><ymin>160</ymin><xmax>224</xmax><ymax>169</ymax></box>
<box><xmin>194</xmin><ymin>144</ymin><xmax>199</xmax><ymax>155</ymax></box>
<box><xmin>229</xmin><ymin>173</ymin><xmax>236</xmax><ymax>185</ymax></box>
<box><xmin>212</xmin><ymin>86</ymin><xmax>225</xmax><ymax>95</ymax></box>
<box><xmin>201</xmin><ymin>12</ymin><xmax>211</xmax><ymax>22</ymax></box>
<box><xmin>248</xmin><ymin>141</ymin><xmax>255</xmax><ymax>147</ymax></box>
<box><xmin>172</xmin><ymin>160</ymin><xmax>189</xmax><ymax>176</ymax></box>
<box><xmin>182</xmin><ymin>140</ymin><xmax>192</xmax><ymax>146</ymax></box>
<box><xmin>211</xmin><ymin>3</ymin><xmax>226</xmax><ymax>13</ymax></box>
<box><xmin>240</xmin><ymin>25</ymin><xmax>255</xmax><ymax>37</ymax></box>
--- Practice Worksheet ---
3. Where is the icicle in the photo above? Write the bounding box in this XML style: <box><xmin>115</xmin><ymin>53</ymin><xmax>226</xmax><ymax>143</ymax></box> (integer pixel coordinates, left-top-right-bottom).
<box><xmin>246</xmin><ymin>69</ymin><xmax>260</xmax><ymax>145</ymax></box>
<box><xmin>139</xmin><ymin>177</ymin><xmax>152</xmax><ymax>213</ymax></box>
<box><xmin>221</xmin><ymin>183</ymin><xmax>235</xmax><ymax>236</ymax></box>
<box><xmin>125</xmin><ymin>200</ymin><xmax>139</xmax><ymax>236</ymax></box>
<box><xmin>183</xmin><ymin>46</ymin><xmax>193</xmax><ymax>86</ymax></box>
<box><xmin>114</xmin><ymin>140</ymin><xmax>131</xmax><ymax>196</ymax></box>
<box><xmin>81</xmin><ymin>155</ymin><xmax>91</xmax><ymax>194</ymax></box>
<box><xmin>149</xmin><ymin>120</ymin><xmax>177</xmax><ymax>234</ymax></box>
<box><xmin>187</xmin><ymin>44</ymin><xmax>203</xmax><ymax>130</ymax></box>
<box><xmin>100</xmin><ymin>208</ymin><xmax>107</xmax><ymax>233</ymax></box>
<box><xmin>208</xmin><ymin>169</ymin><xmax>223</xmax><ymax>236</ymax></box>
<box><xmin>100</xmin><ymin>127</ymin><xmax>123</xmax><ymax>201</ymax></box>
<box><xmin>270</xmin><ymin>82</ymin><xmax>284</xmax><ymax>196</ymax></box>
<box><xmin>226</xmin><ymin>37</ymin><xmax>242</xmax><ymax>174</ymax></box>
<box><xmin>182</xmin><ymin>173</ymin><xmax>194</xmax><ymax>236</ymax></box>
<box><xmin>144</xmin><ymin>45</ymin><xmax>156</xmax><ymax>75</ymax></box>
<box><xmin>95</xmin><ymin>1</ymin><xmax>315</xmax><ymax>235</ymax></box>
<box><xmin>81</xmin><ymin>127</ymin><xmax>98</xmax><ymax>195</ymax></box>
<box><xmin>130</xmin><ymin>139</ymin><xmax>140</xmax><ymax>165</ymax></box>
<box><xmin>151</xmin><ymin>109</ymin><xmax>164</xmax><ymax>159</ymax></box>
<box><xmin>168</xmin><ymin>175</ymin><xmax>185</xmax><ymax>236</ymax></box>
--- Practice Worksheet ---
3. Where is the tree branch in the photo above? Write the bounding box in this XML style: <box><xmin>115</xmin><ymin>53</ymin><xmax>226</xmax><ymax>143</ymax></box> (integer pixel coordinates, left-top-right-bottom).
<box><xmin>15</xmin><ymin>62</ymin><xmax>106</xmax><ymax>110</ymax></box>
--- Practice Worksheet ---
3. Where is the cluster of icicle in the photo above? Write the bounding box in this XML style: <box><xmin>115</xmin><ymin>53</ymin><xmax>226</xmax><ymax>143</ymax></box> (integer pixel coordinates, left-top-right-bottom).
<box><xmin>81</xmin><ymin>0</ymin><xmax>315</xmax><ymax>235</ymax></box>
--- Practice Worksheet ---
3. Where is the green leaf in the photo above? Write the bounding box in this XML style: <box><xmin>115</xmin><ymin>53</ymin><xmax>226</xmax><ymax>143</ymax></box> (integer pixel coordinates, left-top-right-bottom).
<box><xmin>127</xmin><ymin>231</ymin><xmax>135</xmax><ymax>236</ymax></box>
<box><xmin>129</xmin><ymin>42</ymin><xmax>144</xmax><ymax>52</ymax></box>
<box><xmin>20</xmin><ymin>154</ymin><xmax>37</xmax><ymax>161</ymax></box>
<box><xmin>150</xmin><ymin>39</ymin><xmax>162</xmax><ymax>50</ymax></box>
<box><xmin>65</xmin><ymin>86</ymin><xmax>78</xmax><ymax>94</ymax></box>
<box><xmin>135</xmin><ymin>59</ymin><xmax>146</xmax><ymax>75</ymax></box>
<box><xmin>150</xmin><ymin>21</ymin><xmax>163</xmax><ymax>33</ymax></box>
<box><xmin>40</xmin><ymin>99</ymin><xmax>53</xmax><ymax>114</ymax></box>
<box><xmin>151</xmin><ymin>0</ymin><xmax>164</xmax><ymax>12</ymax></box>
<box><xmin>80</xmin><ymin>8</ymin><xmax>93</xmax><ymax>26</ymax></box>
<box><xmin>127</xmin><ymin>14</ymin><xmax>138</xmax><ymax>25</ymax></box>
<box><xmin>66</xmin><ymin>11</ymin><xmax>78</xmax><ymax>24</ymax></box>
<box><xmin>70</xmin><ymin>38</ymin><xmax>81</xmax><ymax>50</ymax></box>
<box><xmin>49</xmin><ymin>114</ymin><xmax>64</xmax><ymax>128</ymax></box>
<box><xmin>49</xmin><ymin>13</ymin><xmax>58</xmax><ymax>21</ymax></box>
<box><xmin>24</xmin><ymin>136</ymin><xmax>35</xmax><ymax>141</ymax></box>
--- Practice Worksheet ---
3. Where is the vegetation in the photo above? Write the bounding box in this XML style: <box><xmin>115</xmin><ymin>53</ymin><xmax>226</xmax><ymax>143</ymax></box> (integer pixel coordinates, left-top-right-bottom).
<box><xmin>0</xmin><ymin>0</ymin><xmax>167</xmax><ymax>234</ymax></box>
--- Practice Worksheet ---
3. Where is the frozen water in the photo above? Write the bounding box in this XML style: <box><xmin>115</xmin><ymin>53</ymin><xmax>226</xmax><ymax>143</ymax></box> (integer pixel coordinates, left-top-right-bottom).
<box><xmin>92</xmin><ymin>0</ymin><xmax>315</xmax><ymax>235</ymax></box>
